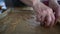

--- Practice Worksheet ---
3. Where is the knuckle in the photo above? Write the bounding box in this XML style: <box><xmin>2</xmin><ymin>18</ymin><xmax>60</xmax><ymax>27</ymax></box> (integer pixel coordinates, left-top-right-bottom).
<box><xmin>53</xmin><ymin>17</ymin><xmax>55</xmax><ymax>20</ymax></box>
<box><xmin>47</xmin><ymin>8</ymin><xmax>53</xmax><ymax>12</ymax></box>
<box><xmin>46</xmin><ymin>9</ymin><xmax>53</xmax><ymax>14</ymax></box>
<box><xmin>50</xmin><ymin>8</ymin><xmax>53</xmax><ymax>11</ymax></box>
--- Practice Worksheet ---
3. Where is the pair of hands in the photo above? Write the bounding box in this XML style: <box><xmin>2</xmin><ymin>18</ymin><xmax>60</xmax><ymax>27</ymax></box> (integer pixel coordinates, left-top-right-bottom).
<box><xmin>33</xmin><ymin>2</ymin><xmax>60</xmax><ymax>27</ymax></box>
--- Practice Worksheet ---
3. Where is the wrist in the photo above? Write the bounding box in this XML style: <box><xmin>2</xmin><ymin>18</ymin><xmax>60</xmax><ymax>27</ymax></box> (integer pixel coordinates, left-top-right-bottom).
<box><xmin>31</xmin><ymin>0</ymin><xmax>41</xmax><ymax>6</ymax></box>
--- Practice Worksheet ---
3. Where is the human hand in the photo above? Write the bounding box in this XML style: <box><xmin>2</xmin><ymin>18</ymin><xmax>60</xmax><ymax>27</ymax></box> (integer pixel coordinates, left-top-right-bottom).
<box><xmin>33</xmin><ymin>3</ymin><xmax>55</xmax><ymax>27</ymax></box>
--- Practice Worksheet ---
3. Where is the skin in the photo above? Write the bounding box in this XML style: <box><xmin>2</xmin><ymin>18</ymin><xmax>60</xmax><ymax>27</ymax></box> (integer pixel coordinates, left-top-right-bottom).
<box><xmin>49</xmin><ymin>0</ymin><xmax>60</xmax><ymax>24</ymax></box>
<box><xmin>20</xmin><ymin>0</ymin><xmax>60</xmax><ymax>27</ymax></box>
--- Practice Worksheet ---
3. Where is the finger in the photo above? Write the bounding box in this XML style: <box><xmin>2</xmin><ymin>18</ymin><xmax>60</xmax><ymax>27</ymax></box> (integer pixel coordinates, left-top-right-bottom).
<box><xmin>36</xmin><ymin>14</ymin><xmax>39</xmax><ymax>22</ymax></box>
<box><xmin>36</xmin><ymin>12</ymin><xmax>40</xmax><ymax>22</ymax></box>
<box><xmin>55</xmin><ymin>14</ymin><xmax>59</xmax><ymax>25</ymax></box>
<box><xmin>45</xmin><ymin>15</ymin><xmax>52</xmax><ymax>27</ymax></box>
<box><xmin>55</xmin><ymin>17</ymin><xmax>58</xmax><ymax>25</ymax></box>
<box><xmin>41</xmin><ymin>15</ymin><xmax>45</xmax><ymax>22</ymax></box>
<box><xmin>50</xmin><ymin>14</ymin><xmax>55</xmax><ymax>27</ymax></box>
<box><xmin>40</xmin><ymin>15</ymin><xmax>46</xmax><ymax>26</ymax></box>
<box><xmin>36</xmin><ymin>15</ymin><xmax>40</xmax><ymax>22</ymax></box>
<box><xmin>41</xmin><ymin>10</ymin><xmax>47</xmax><ymax>23</ymax></box>
<box><xmin>36</xmin><ymin>14</ymin><xmax>42</xmax><ymax>22</ymax></box>
<box><xmin>54</xmin><ymin>9</ymin><xmax>60</xmax><ymax>25</ymax></box>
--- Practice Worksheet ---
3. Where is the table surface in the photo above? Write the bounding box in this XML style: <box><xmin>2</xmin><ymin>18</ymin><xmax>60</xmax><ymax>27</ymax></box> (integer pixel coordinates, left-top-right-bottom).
<box><xmin>0</xmin><ymin>8</ymin><xmax>60</xmax><ymax>34</ymax></box>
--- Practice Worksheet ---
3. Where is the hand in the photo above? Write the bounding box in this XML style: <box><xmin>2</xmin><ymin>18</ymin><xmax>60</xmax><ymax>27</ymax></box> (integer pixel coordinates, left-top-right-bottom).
<box><xmin>49</xmin><ymin>0</ymin><xmax>60</xmax><ymax>24</ymax></box>
<box><xmin>54</xmin><ymin>5</ymin><xmax>60</xmax><ymax>24</ymax></box>
<box><xmin>33</xmin><ymin>3</ymin><xmax>55</xmax><ymax>27</ymax></box>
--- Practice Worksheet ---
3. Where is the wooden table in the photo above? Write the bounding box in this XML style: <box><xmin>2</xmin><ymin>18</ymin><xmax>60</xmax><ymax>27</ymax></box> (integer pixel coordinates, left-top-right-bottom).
<box><xmin>0</xmin><ymin>8</ymin><xmax>60</xmax><ymax>34</ymax></box>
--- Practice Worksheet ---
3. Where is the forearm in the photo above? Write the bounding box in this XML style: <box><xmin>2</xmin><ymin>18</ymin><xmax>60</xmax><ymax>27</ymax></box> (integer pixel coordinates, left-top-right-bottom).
<box><xmin>49</xmin><ymin>0</ymin><xmax>59</xmax><ymax>6</ymax></box>
<box><xmin>20</xmin><ymin>0</ymin><xmax>41</xmax><ymax>7</ymax></box>
<box><xmin>20</xmin><ymin>0</ymin><xmax>32</xmax><ymax>6</ymax></box>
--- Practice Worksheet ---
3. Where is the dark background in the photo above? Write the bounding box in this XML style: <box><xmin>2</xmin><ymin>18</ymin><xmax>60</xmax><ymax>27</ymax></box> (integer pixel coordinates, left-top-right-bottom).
<box><xmin>5</xmin><ymin>0</ymin><xmax>27</xmax><ymax>7</ymax></box>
